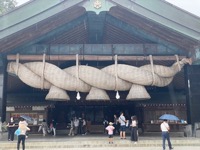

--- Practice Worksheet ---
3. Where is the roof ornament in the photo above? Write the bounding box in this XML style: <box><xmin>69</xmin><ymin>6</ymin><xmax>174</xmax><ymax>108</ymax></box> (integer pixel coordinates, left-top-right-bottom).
<box><xmin>82</xmin><ymin>0</ymin><xmax>115</xmax><ymax>15</ymax></box>
<box><xmin>94</xmin><ymin>0</ymin><xmax>102</xmax><ymax>9</ymax></box>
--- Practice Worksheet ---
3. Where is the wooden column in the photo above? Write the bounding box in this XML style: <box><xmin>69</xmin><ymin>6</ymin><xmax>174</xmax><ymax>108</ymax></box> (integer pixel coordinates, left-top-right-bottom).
<box><xmin>0</xmin><ymin>55</ymin><xmax>7</xmax><ymax>122</ymax></box>
<box><xmin>185</xmin><ymin>65</ymin><xmax>200</xmax><ymax>125</ymax></box>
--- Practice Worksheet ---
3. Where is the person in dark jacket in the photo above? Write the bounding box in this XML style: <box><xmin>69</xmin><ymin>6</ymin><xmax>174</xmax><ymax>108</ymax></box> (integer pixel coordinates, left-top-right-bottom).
<box><xmin>130</xmin><ymin>116</ymin><xmax>138</xmax><ymax>144</ymax></box>
<box><xmin>113</xmin><ymin>114</ymin><xmax>120</xmax><ymax>135</ymax></box>
<box><xmin>7</xmin><ymin>117</ymin><xmax>15</xmax><ymax>141</ymax></box>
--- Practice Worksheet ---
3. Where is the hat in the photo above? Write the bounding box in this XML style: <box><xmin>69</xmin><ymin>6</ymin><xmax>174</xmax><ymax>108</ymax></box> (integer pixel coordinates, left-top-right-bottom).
<box><xmin>109</xmin><ymin>122</ymin><xmax>113</xmax><ymax>125</ymax></box>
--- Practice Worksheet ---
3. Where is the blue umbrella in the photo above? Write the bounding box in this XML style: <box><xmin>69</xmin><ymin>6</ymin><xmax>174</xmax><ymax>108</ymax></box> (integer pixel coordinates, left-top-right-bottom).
<box><xmin>20</xmin><ymin>115</ymin><xmax>33</xmax><ymax>122</ymax></box>
<box><xmin>159</xmin><ymin>114</ymin><xmax>179</xmax><ymax>121</ymax></box>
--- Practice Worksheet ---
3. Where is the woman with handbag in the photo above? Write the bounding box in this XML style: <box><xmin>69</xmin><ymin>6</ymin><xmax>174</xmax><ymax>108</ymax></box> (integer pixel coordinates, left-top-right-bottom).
<box><xmin>118</xmin><ymin>112</ymin><xmax>126</xmax><ymax>139</ymax></box>
<box><xmin>16</xmin><ymin>117</ymin><xmax>30</xmax><ymax>150</ymax></box>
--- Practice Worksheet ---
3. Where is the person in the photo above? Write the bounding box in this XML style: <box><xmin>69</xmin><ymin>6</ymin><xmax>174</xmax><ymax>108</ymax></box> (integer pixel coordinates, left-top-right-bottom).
<box><xmin>0</xmin><ymin>117</ymin><xmax>2</xmax><ymax>133</ymax></box>
<box><xmin>38</xmin><ymin>119</ymin><xmax>48</xmax><ymax>136</ymax></box>
<box><xmin>73</xmin><ymin>117</ymin><xmax>79</xmax><ymax>135</ymax></box>
<box><xmin>118</xmin><ymin>112</ymin><xmax>126</xmax><ymax>139</ymax></box>
<box><xmin>130</xmin><ymin>116</ymin><xmax>138</xmax><ymax>144</ymax></box>
<box><xmin>86</xmin><ymin>118</ymin><xmax>91</xmax><ymax>134</ymax></box>
<box><xmin>105</xmin><ymin>122</ymin><xmax>115</xmax><ymax>144</ymax></box>
<box><xmin>160</xmin><ymin>119</ymin><xmax>173</xmax><ymax>150</ymax></box>
<box><xmin>17</xmin><ymin>117</ymin><xmax>30</xmax><ymax>150</ymax></box>
<box><xmin>49</xmin><ymin>119</ymin><xmax>56</xmax><ymax>136</ymax></box>
<box><xmin>103</xmin><ymin>118</ymin><xmax>108</xmax><ymax>134</ymax></box>
<box><xmin>7</xmin><ymin>117</ymin><xmax>15</xmax><ymax>141</ymax></box>
<box><xmin>78</xmin><ymin>117</ymin><xmax>83</xmax><ymax>135</ymax></box>
<box><xmin>2</xmin><ymin>121</ymin><xmax>8</xmax><ymax>132</ymax></box>
<box><xmin>113</xmin><ymin>114</ymin><xmax>119</xmax><ymax>135</ymax></box>
<box><xmin>82</xmin><ymin>118</ymin><xmax>87</xmax><ymax>135</ymax></box>
<box><xmin>68</xmin><ymin>118</ymin><xmax>74</xmax><ymax>136</ymax></box>
<box><xmin>126</xmin><ymin>119</ymin><xmax>130</xmax><ymax>129</ymax></box>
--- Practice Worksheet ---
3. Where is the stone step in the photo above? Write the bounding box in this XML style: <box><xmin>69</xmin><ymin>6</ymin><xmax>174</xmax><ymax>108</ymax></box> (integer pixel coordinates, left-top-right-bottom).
<box><xmin>1</xmin><ymin>136</ymin><xmax>200</xmax><ymax>149</ymax></box>
<box><xmin>142</xmin><ymin>132</ymin><xmax>185</xmax><ymax>137</ymax></box>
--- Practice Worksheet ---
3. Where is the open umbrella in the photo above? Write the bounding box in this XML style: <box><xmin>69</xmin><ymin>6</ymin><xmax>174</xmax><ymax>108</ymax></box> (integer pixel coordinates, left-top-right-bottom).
<box><xmin>20</xmin><ymin>115</ymin><xmax>33</xmax><ymax>122</ymax></box>
<box><xmin>159</xmin><ymin>114</ymin><xmax>179</xmax><ymax>121</ymax></box>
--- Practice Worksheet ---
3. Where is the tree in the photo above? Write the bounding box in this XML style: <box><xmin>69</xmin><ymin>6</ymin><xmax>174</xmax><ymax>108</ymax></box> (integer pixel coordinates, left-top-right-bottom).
<box><xmin>0</xmin><ymin>0</ymin><xmax>17</xmax><ymax>15</ymax></box>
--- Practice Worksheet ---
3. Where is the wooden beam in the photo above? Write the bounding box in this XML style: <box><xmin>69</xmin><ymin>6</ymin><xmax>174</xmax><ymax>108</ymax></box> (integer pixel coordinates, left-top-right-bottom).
<box><xmin>7</xmin><ymin>55</ymin><xmax>186</xmax><ymax>61</ymax></box>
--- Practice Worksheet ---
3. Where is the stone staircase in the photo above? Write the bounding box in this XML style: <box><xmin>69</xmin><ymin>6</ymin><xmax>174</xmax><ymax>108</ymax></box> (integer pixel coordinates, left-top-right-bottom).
<box><xmin>0</xmin><ymin>133</ymin><xmax>200</xmax><ymax>150</ymax></box>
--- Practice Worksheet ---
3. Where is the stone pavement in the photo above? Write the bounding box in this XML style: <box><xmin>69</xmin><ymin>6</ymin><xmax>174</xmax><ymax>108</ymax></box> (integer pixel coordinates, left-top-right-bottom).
<box><xmin>1</xmin><ymin>132</ymin><xmax>200</xmax><ymax>150</ymax></box>
<box><xmin>33</xmin><ymin>147</ymin><xmax>200</xmax><ymax>150</ymax></box>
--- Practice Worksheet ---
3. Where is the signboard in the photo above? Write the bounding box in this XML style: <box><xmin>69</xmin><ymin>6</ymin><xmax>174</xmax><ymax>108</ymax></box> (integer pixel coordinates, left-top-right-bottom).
<box><xmin>6</xmin><ymin>107</ymin><xmax>15</xmax><ymax>111</ymax></box>
<box><xmin>32</xmin><ymin>106</ymin><xmax>45</xmax><ymax>111</ymax></box>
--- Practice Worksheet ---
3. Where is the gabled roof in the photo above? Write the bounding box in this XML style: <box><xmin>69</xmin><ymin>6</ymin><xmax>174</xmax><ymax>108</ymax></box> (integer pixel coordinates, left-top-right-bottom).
<box><xmin>0</xmin><ymin>0</ymin><xmax>199</xmax><ymax>55</ymax></box>
<box><xmin>2</xmin><ymin>0</ymin><xmax>197</xmax><ymax>92</ymax></box>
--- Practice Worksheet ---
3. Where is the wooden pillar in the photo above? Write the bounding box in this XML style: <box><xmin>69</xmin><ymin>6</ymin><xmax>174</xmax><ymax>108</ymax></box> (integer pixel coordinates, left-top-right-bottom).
<box><xmin>185</xmin><ymin>65</ymin><xmax>200</xmax><ymax>125</ymax></box>
<box><xmin>0</xmin><ymin>55</ymin><xmax>7</xmax><ymax>122</ymax></box>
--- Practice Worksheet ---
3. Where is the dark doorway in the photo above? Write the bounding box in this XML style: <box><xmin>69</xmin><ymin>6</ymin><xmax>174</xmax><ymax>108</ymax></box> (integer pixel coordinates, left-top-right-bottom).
<box><xmin>48</xmin><ymin>102</ymin><xmax>137</xmax><ymax>129</ymax></box>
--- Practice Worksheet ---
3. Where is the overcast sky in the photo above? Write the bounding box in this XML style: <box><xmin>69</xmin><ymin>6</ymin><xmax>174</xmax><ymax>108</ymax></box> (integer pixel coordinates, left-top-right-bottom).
<box><xmin>16</xmin><ymin>0</ymin><xmax>29</xmax><ymax>6</ymax></box>
<box><xmin>16</xmin><ymin>0</ymin><xmax>200</xmax><ymax>17</ymax></box>
<box><xmin>165</xmin><ymin>0</ymin><xmax>200</xmax><ymax>17</ymax></box>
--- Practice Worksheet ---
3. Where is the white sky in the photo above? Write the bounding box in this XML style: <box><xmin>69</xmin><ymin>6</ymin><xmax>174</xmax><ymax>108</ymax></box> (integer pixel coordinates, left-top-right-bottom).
<box><xmin>16</xmin><ymin>0</ymin><xmax>200</xmax><ymax>17</ymax></box>
<box><xmin>165</xmin><ymin>0</ymin><xmax>200</xmax><ymax>17</ymax></box>
<box><xmin>16</xmin><ymin>0</ymin><xmax>29</xmax><ymax>6</ymax></box>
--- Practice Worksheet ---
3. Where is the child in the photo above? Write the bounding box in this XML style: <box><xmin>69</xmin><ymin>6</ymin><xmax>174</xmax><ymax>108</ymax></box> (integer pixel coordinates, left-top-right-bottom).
<box><xmin>105</xmin><ymin>122</ymin><xmax>115</xmax><ymax>144</ymax></box>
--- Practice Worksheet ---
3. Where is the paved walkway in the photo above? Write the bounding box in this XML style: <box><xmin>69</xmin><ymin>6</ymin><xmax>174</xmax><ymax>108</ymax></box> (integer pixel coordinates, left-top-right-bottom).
<box><xmin>36</xmin><ymin>147</ymin><xmax>200</xmax><ymax>150</ymax></box>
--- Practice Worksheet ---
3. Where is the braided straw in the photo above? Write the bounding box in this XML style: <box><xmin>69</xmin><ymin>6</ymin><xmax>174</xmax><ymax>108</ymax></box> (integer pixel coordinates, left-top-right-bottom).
<box><xmin>46</xmin><ymin>85</ymin><xmax>70</xmax><ymax>101</ymax></box>
<box><xmin>7</xmin><ymin>57</ymin><xmax>192</xmax><ymax>101</ymax></box>
<box><xmin>126</xmin><ymin>84</ymin><xmax>150</xmax><ymax>100</ymax></box>
<box><xmin>86</xmin><ymin>87</ymin><xmax>110</xmax><ymax>100</ymax></box>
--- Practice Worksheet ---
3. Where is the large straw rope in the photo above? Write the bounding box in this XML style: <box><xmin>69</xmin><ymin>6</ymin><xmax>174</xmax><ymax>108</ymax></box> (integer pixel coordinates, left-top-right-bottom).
<box><xmin>7</xmin><ymin>62</ymin><xmax>51</xmax><ymax>89</ymax></box>
<box><xmin>46</xmin><ymin>85</ymin><xmax>70</xmax><ymax>101</ymax></box>
<box><xmin>7</xmin><ymin>58</ymin><xmax>191</xmax><ymax>101</ymax></box>
<box><xmin>86</xmin><ymin>87</ymin><xmax>110</xmax><ymax>100</ymax></box>
<box><xmin>140</xmin><ymin>58</ymin><xmax>192</xmax><ymax>78</ymax></box>
<box><xmin>24</xmin><ymin>62</ymin><xmax>91</xmax><ymax>92</ymax></box>
<box><xmin>127</xmin><ymin>84</ymin><xmax>151</xmax><ymax>100</ymax></box>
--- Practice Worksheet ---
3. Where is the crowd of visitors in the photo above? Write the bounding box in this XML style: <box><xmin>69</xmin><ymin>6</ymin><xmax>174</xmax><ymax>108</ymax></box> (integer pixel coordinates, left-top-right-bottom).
<box><xmin>68</xmin><ymin>117</ymin><xmax>87</xmax><ymax>136</ymax></box>
<box><xmin>1</xmin><ymin>112</ymin><xmax>174</xmax><ymax>150</ymax></box>
<box><xmin>104</xmin><ymin>112</ymin><xmax>139</xmax><ymax>144</ymax></box>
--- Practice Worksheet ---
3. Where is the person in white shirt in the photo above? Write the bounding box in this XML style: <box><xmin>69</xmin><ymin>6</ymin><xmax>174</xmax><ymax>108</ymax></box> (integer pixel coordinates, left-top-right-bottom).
<box><xmin>118</xmin><ymin>112</ymin><xmax>126</xmax><ymax>139</ymax></box>
<box><xmin>160</xmin><ymin>119</ymin><xmax>173</xmax><ymax>150</ymax></box>
<box><xmin>17</xmin><ymin>118</ymin><xmax>30</xmax><ymax>150</ymax></box>
<box><xmin>68</xmin><ymin>118</ymin><xmax>75</xmax><ymax>136</ymax></box>
<box><xmin>73</xmin><ymin>117</ymin><xmax>79</xmax><ymax>135</ymax></box>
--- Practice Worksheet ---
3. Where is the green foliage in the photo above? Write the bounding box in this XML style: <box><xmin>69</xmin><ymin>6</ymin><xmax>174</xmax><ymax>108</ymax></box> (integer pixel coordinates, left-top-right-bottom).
<box><xmin>0</xmin><ymin>0</ymin><xmax>17</xmax><ymax>15</ymax></box>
